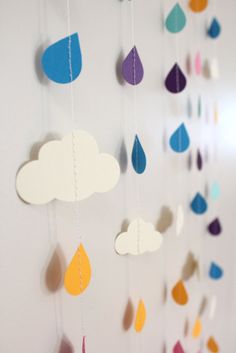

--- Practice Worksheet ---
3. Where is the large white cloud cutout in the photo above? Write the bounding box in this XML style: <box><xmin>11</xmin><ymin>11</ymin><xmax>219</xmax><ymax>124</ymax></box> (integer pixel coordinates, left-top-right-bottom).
<box><xmin>16</xmin><ymin>130</ymin><xmax>120</xmax><ymax>204</ymax></box>
<box><xmin>115</xmin><ymin>219</ymin><xmax>163</xmax><ymax>255</ymax></box>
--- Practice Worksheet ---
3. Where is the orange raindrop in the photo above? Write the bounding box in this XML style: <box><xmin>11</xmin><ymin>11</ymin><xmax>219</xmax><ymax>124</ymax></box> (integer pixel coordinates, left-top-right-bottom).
<box><xmin>207</xmin><ymin>337</ymin><xmax>219</xmax><ymax>353</ymax></box>
<box><xmin>64</xmin><ymin>243</ymin><xmax>91</xmax><ymax>296</ymax></box>
<box><xmin>192</xmin><ymin>317</ymin><xmax>202</xmax><ymax>338</ymax></box>
<box><xmin>189</xmin><ymin>0</ymin><xmax>208</xmax><ymax>12</ymax></box>
<box><xmin>134</xmin><ymin>300</ymin><xmax>146</xmax><ymax>332</ymax></box>
<box><xmin>172</xmin><ymin>280</ymin><xmax>188</xmax><ymax>305</ymax></box>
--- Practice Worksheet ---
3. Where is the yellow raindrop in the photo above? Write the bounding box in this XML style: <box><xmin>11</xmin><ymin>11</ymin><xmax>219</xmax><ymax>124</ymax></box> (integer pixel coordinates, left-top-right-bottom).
<box><xmin>172</xmin><ymin>280</ymin><xmax>188</xmax><ymax>305</ymax></box>
<box><xmin>192</xmin><ymin>317</ymin><xmax>202</xmax><ymax>338</ymax></box>
<box><xmin>189</xmin><ymin>0</ymin><xmax>208</xmax><ymax>12</ymax></box>
<box><xmin>134</xmin><ymin>300</ymin><xmax>146</xmax><ymax>332</ymax></box>
<box><xmin>64</xmin><ymin>243</ymin><xmax>91</xmax><ymax>296</ymax></box>
<box><xmin>207</xmin><ymin>336</ymin><xmax>219</xmax><ymax>353</ymax></box>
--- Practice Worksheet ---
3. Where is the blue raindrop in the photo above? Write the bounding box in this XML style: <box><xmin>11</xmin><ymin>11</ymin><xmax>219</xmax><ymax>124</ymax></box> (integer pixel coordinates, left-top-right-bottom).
<box><xmin>207</xmin><ymin>18</ymin><xmax>221</xmax><ymax>39</ymax></box>
<box><xmin>169</xmin><ymin>123</ymin><xmax>190</xmax><ymax>153</ymax></box>
<box><xmin>131</xmin><ymin>135</ymin><xmax>146</xmax><ymax>174</ymax></box>
<box><xmin>190</xmin><ymin>192</ymin><xmax>208</xmax><ymax>214</ymax></box>
<box><xmin>209</xmin><ymin>262</ymin><xmax>223</xmax><ymax>280</ymax></box>
<box><xmin>42</xmin><ymin>33</ymin><xmax>82</xmax><ymax>84</ymax></box>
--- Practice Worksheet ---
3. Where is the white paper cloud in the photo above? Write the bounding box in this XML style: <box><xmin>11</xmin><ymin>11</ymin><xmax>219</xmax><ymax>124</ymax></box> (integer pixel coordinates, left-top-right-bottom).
<box><xmin>16</xmin><ymin>130</ymin><xmax>120</xmax><ymax>204</ymax></box>
<box><xmin>115</xmin><ymin>219</ymin><xmax>163</xmax><ymax>255</ymax></box>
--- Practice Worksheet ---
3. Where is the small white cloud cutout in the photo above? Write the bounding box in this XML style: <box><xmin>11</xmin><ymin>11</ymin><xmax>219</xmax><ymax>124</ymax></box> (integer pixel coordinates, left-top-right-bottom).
<box><xmin>115</xmin><ymin>219</ymin><xmax>163</xmax><ymax>255</ymax></box>
<box><xmin>16</xmin><ymin>130</ymin><xmax>120</xmax><ymax>204</ymax></box>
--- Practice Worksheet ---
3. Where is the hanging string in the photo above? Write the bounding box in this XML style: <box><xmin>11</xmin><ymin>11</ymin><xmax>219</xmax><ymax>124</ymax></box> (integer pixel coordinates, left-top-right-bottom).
<box><xmin>66</xmin><ymin>0</ymin><xmax>85</xmax><ymax>341</ymax></box>
<box><xmin>38</xmin><ymin>0</ymin><xmax>65</xmax><ymax>345</ymax></box>
<box><xmin>130</xmin><ymin>0</ymin><xmax>141</xmax><ymax>253</ymax></box>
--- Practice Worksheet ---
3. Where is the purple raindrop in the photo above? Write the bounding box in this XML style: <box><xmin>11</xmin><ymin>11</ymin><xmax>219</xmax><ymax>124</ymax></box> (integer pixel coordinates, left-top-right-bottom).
<box><xmin>208</xmin><ymin>218</ymin><xmax>222</xmax><ymax>236</ymax></box>
<box><xmin>165</xmin><ymin>63</ymin><xmax>187</xmax><ymax>93</ymax></box>
<box><xmin>122</xmin><ymin>46</ymin><xmax>144</xmax><ymax>85</ymax></box>
<box><xmin>197</xmin><ymin>149</ymin><xmax>203</xmax><ymax>170</ymax></box>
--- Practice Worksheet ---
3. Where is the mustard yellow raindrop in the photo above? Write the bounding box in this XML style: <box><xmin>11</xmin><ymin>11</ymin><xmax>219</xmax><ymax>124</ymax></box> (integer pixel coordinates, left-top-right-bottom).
<box><xmin>207</xmin><ymin>336</ymin><xmax>219</xmax><ymax>353</ymax></box>
<box><xmin>172</xmin><ymin>280</ymin><xmax>188</xmax><ymax>305</ymax></box>
<box><xmin>134</xmin><ymin>300</ymin><xmax>146</xmax><ymax>332</ymax></box>
<box><xmin>192</xmin><ymin>317</ymin><xmax>202</xmax><ymax>338</ymax></box>
<box><xmin>64</xmin><ymin>243</ymin><xmax>91</xmax><ymax>296</ymax></box>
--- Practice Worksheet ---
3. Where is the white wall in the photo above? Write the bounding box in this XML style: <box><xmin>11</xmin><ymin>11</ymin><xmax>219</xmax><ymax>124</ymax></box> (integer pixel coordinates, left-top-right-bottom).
<box><xmin>0</xmin><ymin>0</ymin><xmax>236</xmax><ymax>352</ymax></box>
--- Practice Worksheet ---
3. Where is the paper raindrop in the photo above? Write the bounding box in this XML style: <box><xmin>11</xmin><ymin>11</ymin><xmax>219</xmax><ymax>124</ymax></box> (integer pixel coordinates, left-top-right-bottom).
<box><xmin>190</xmin><ymin>193</ymin><xmax>208</xmax><ymax>214</ymax></box>
<box><xmin>170</xmin><ymin>123</ymin><xmax>190</xmax><ymax>153</ymax></box>
<box><xmin>122</xmin><ymin>46</ymin><xmax>144</xmax><ymax>85</ymax></box>
<box><xmin>82</xmin><ymin>337</ymin><xmax>86</xmax><ymax>353</ymax></box>
<box><xmin>198</xmin><ymin>96</ymin><xmax>202</xmax><ymax>118</ymax></box>
<box><xmin>123</xmin><ymin>298</ymin><xmax>134</xmax><ymax>331</ymax></box>
<box><xmin>187</xmin><ymin>97</ymin><xmax>192</xmax><ymax>118</ymax></box>
<box><xmin>134</xmin><ymin>300</ymin><xmax>146</xmax><ymax>332</ymax></box>
<box><xmin>209</xmin><ymin>262</ymin><xmax>223</xmax><ymax>280</ymax></box>
<box><xmin>195</xmin><ymin>52</ymin><xmax>202</xmax><ymax>74</ymax></box>
<box><xmin>45</xmin><ymin>244</ymin><xmax>65</xmax><ymax>292</ymax></box>
<box><xmin>172</xmin><ymin>280</ymin><xmax>188</xmax><ymax>305</ymax></box>
<box><xmin>209</xmin><ymin>296</ymin><xmax>217</xmax><ymax>320</ymax></box>
<box><xmin>208</xmin><ymin>18</ymin><xmax>221</xmax><ymax>39</ymax></box>
<box><xmin>208</xmin><ymin>218</ymin><xmax>222</xmax><ymax>236</ymax></box>
<box><xmin>64</xmin><ymin>244</ymin><xmax>91</xmax><ymax>295</ymax></box>
<box><xmin>210</xmin><ymin>182</ymin><xmax>220</xmax><ymax>200</ymax></box>
<box><xmin>165</xmin><ymin>63</ymin><xmax>187</xmax><ymax>93</ymax></box>
<box><xmin>176</xmin><ymin>205</ymin><xmax>184</xmax><ymax>236</ymax></box>
<box><xmin>192</xmin><ymin>317</ymin><xmax>202</xmax><ymax>338</ymax></box>
<box><xmin>42</xmin><ymin>33</ymin><xmax>82</xmax><ymax>84</ymax></box>
<box><xmin>197</xmin><ymin>149</ymin><xmax>203</xmax><ymax>170</ymax></box>
<box><xmin>131</xmin><ymin>135</ymin><xmax>146</xmax><ymax>174</ymax></box>
<box><xmin>165</xmin><ymin>3</ymin><xmax>186</xmax><ymax>33</ymax></box>
<box><xmin>173</xmin><ymin>340</ymin><xmax>185</xmax><ymax>353</ymax></box>
<box><xmin>59</xmin><ymin>336</ymin><xmax>74</xmax><ymax>353</ymax></box>
<box><xmin>189</xmin><ymin>0</ymin><xmax>208</xmax><ymax>13</ymax></box>
<box><xmin>207</xmin><ymin>337</ymin><xmax>219</xmax><ymax>353</ymax></box>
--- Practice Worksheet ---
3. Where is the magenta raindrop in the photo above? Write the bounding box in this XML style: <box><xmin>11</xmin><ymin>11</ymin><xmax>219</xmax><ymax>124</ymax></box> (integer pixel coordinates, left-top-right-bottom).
<box><xmin>122</xmin><ymin>46</ymin><xmax>144</xmax><ymax>85</ymax></box>
<box><xmin>165</xmin><ymin>63</ymin><xmax>187</xmax><ymax>93</ymax></box>
<box><xmin>208</xmin><ymin>218</ymin><xmax>222</xmax><ymax>236</ymax></box>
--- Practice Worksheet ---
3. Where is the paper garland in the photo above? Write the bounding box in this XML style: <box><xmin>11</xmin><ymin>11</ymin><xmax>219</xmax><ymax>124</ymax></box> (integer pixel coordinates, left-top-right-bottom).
<box><xmin>42</xmin><ymin>33</ymin><xmax>82</xmax><ymax>84</ymax></box>
<box><xmin>189</xmin><ymin>0</ymin><xmax>208</xmax><ymax>13</ymax></box>
<box><xmin>165</xmin><ymin>3</ymin><xmax>186</xmax><ymax>33</ymax></box>
<box><xmin>115</xmin><ymin>219</ymin><xmax>163</xmax><ymax>255</ymax></box>
<box><xmin>165</xmin><ymin>63</ymin><xmax>187</xmax><ymax>93</ymax></box>
<box><xmin>172</xmin><ymin>280</ymin><xmax>188</xmax><ymax>305</ymax></box>
<box><xmin>122</xmin><ymin>46</ymin><xmax>144</xmax><ymax>85</ymax></box>
<box><xmin>134</xmin><ymin>300</ymin><xmax>146</xmax><ymax>332</ymax></box>
<box><xmin>190</xmin><ymin>193</ymin><xmax>208</xmax><ymax>214</ymax></box>
<box><xmin>208</xmin><ymin>18</ymin><xmax>221</xmax><ymax>39</ymax></box>
<box><xmin>207</xmin><ymin>218</ymin><xmax>222</xmax><ymax>236</ymax></box>
<box><xmin>64</xmin><ymin>244</ymin><xmax>91</xmax><ymax>296</ymax></box>
<box><xmin>131</xmin><ymin>135</ymin><xmax>147</xmax><ymax>174</ymax></box>
<box><xmin>16</xmin><ymin>131</ymin><xmax>120</xmax><ymax>204</ymax></box>
<box><xmin>170</xmin><ymin>123</ymin><xmax>190</xmax><ymax>153</ymax></box>
<box><xmin>209</xmin><ymin>262</ymin><xmax>223</xmax><ymax>280</ymax></box>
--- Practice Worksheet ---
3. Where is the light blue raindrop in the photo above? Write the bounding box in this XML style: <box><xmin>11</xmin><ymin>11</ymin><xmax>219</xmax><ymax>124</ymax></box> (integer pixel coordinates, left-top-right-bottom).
<box><xmin>207</xmin><ymin>18</ymin><xmax>221</xmax><ymax>39</ymax></box>
<box><xmin>210</xmin><ymin>182</ymin><xmax>220</xmax><ymax>200</ymax></box>
<box><xmin>169</xmin><ymin>123</ymin><xmax>190</xmax><ymax>153</ymax></box>
<box><xmin>165</xmin><ymin>3</ymin><xmax>187</xmax><ymax>33</ymax></box>
<box><xmin>42</xmin><ymin>33</ymin><xmax>82</xmax><ymax>84</ymax></box>
<box><xmin>131</xmin><ymin>135</ymin><xmax>146</xmax><ymax>174</ymax></box>
<box><xmin>209</xmin><ymin>262</ymin><xmax>223</xmax><ymax>280</ymax></box>
<box><xmin>190</xmin><ymin>192</ymin><xmax>208</xmax><ymax>214</ymax></box>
